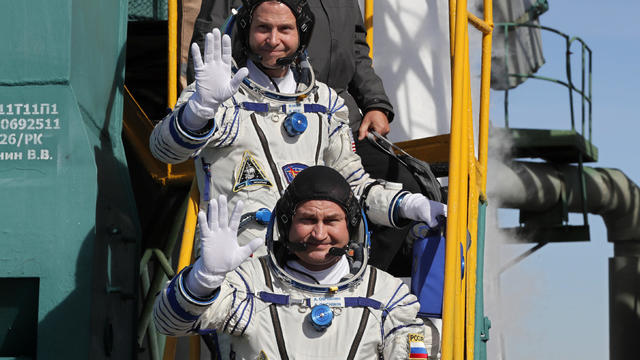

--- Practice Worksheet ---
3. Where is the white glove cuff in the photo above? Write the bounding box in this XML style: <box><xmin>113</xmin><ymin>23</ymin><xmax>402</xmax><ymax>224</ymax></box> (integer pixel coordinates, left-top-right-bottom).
<box><xmin>182</xmin><ymin>96</ymin><xmax>219</xmax><ymax>131</ymax></box>
<box><xmin>184</xmin><ymin>258</ymin><xmax>226</xmax><ymax>297</ymax></box>
<box><xmin>398</xmin><ymin>193</ymin><xmax>427</xmax><ymax>220</ymax></box>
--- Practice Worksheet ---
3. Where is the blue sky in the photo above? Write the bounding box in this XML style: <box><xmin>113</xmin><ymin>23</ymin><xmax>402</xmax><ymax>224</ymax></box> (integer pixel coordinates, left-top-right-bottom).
<box><xmin>490</xmin><ymin>2</ymin><xmax>640</xmax><ymax>359</ymax></box>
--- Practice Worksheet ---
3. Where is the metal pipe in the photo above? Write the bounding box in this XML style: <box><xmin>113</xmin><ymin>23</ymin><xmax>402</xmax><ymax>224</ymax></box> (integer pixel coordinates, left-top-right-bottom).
<box><xmin>488</xmin><ymin>159</ymin><xmax>640</xmax><ymax>242</ymax></box>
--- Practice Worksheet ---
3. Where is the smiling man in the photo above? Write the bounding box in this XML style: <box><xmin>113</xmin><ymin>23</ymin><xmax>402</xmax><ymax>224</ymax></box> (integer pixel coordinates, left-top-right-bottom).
<box><xmin>247</xmin><ymin>1</ymin><xmax>298</xmax><ymax>77</ymax></box>
<box><xmin>154</xmin><ymin>166</ymin><xmax>439</xmax><ymax>359</ymax></box>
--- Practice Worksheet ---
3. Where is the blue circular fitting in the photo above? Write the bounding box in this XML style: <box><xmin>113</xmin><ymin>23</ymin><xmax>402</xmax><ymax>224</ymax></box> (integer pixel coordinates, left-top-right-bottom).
<box><xmin>284</xmin><ymin>112</ymin><xmax>307</xmax><ymax>136</ymax></box>
<box><xmin>309</xmin><ymin>304</ymin><xmax>333</xmax><ymax>331</ymax></box>
<box><xmin>255</xmin><ymin>208</ymin><xmax>272</xmax><ymax>225</ymax></box>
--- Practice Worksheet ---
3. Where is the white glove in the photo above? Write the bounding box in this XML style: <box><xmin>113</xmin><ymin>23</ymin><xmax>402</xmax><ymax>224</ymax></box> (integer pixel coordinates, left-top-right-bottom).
<box><xmin>182</xmin><ymin>28</ymin><xmax>249</xmax><ymax>130</ymax></box>
<box><xmin>185</xmin><ymin>195</ymin><xmax>263</xmax><ymax>297</ymax></box>
<box><xmin>398</xmin><ymin>193</ymin><xmax>447</xmax><ymax>229</ymax></box>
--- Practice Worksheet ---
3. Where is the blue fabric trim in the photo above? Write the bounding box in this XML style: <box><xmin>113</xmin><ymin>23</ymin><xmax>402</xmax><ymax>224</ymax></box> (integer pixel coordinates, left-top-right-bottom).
<box><xmin>166</xmin><ymin>275</ymin><xmax>200</xmax><ymax>322</ymax></box>
<box><xmin>230</xmin><ymin>297</ymin><xmax>251</xmax><ymax>335</ymax></box>
<box><xmin>388</xmin><ymin>191</ymin><xmax>409</xmax><ymax>227</ymax></box>
<box><xmin>178</xmin><ymin>268</ymin><xmax>220</xmax><ymax>306</ymax></box>
<box><xmin>152</xmin><ymin>140</ymin><xmax>181</xmax><ymax>162</ymax></box>
<box><xmin>345</xmin><ymin>168</ymin><xmax>362</xmax><ymax>181</ymax></box>
<box><xmin>331</xmin><ymin>103</ymin><xmax>345</xmax><ymax>114</ymax></box>
<box><xmin>156</xmin><ymin>136</ymin><xmax>182</xmax><ymax>160</ymax></box>
<box><xmin>153</xmin><ymin>313</ymin><xmax>174</xmax><ymax>334</ymax></box>
<box><xmin>392</xmin><ymin>192</ymin><xmax>409</xmax><ymax>226</ymax></box>
<box><xmin>224</xmin><ymin>270</ymin><xmax>254</xmax><ymax>334</ymax></box>
<box><xmin>329</xmin><ymin>88</ymin><xmax>339</xmax><ymax>112</ymax></box>
<box><xmin>224</xmin><ymin>297</ymin><xmax>244</xmax><ymax>333</ymax></box>
<box><xmin>327</xmin><ymin>88</ymin><xmax>334</xmax><ymax>112</ymax></box>
<box><xmin>387</xmin><ymin>292</ymin><xmax>411</xmax><ymax>311</ymax></box>
<box><xmin>344</xmin><ymin>297</ymin><xmax>382</xmax><ymax>309</ymax></box>
<box><xmin>158</xmin><ymin>296</ymin><xmax>184</xmax><ymax>329</ymax></box>
<box><xmin>258</xmin><ymin>292</ymin><xmax>382</xmax><ymax>310</ymax></box>
<box><xmin>169</xmin><ymin>112</ymin><xmax>207</xmax><ymax>150</ymax></box>
<box><xmin>240</xmin><ymin>102</ymin><xmax>327</xmax><ymax>114</ymax></box>
<box><xmin>242</xmin><ymin>102</ymin><xmax>269</xmax><ymax>112</ymax></box>
<box><xmin>236</xmin><ymin>269</ymin><xmax>252</xmax><ymax>292</ymax></box>
<box><xmin>385</xmin><ymin>283</ymin><xmax>405</xmax><ymax>310</ymax></box>
<box><xmin>239</xmin><ymin>294</ymin><xmax>255</xmax><ymax>336</ymax></box>
<box><xmin>350</xmin><ymin>171</ymin><xmax>367</xmax><ymax>183</ymax></box>
<box><xmin>329</xmin><ymin>124</ymin><xmax>342</xmax><ymax>138</ymax></box>
<box><xmin>174</xmin><ymin>105</ymin><xmax>216</xmax><ymax>142</ymax></box>
<box><xmin>155</xmin><ymin>299</ymin><xmax>181</xmax><ymax>333</ymax></box>
<box><xmin>259</xmin><ymin>291</ymin><xmax>290</xmax><ymax>305</ymax></box>
<box><xmin>304</xmin><ymin>104</ymin><xmax>327</xmax><ymax>113</ymax></box>
<box><xmin>216</xmin><ymin>109</ymin><xmax>231</xmax><ymax>145</ymax></box>
<box><xmin>200</xmin><ymin>158</ymin><xmax>212</xmax><ymax>201</ymax></box>
<box><xmin>227</xmin><ymin>107</ymin><xmax>241</xmax><ymax>145</ymax></box>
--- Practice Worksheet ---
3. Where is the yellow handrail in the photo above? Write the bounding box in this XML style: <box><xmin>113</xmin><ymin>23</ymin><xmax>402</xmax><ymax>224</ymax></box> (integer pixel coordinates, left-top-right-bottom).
<box><xmin>163</xmin><ymin>178</ymin><xmax>201</xmax><ymax>360</ymax></box>
<box><xmin>168</xmin><ymin>0</ymin><xmax>178</xmax><ymax>109</ymax></box>
<box><xmin>442</xmin><ymin>0</ymin><xmax>493</xmax><ymax>359</ymax></box>
<box><xmin>364</xmin><ymin>0</ymin><xmax>373</xmax><ymax>59</ymax></box>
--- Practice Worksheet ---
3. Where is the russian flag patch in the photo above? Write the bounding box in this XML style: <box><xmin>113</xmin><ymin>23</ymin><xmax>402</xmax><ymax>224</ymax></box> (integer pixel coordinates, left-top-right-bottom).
<box><xmin>348</xmin><ymin>131</ymin><xmax>357</xmax><ymax>152</ymax></box>
<box><xmin>408</xmin><ymin>333</ymin><xmax>428</xmax><ymax>359</ymax></box>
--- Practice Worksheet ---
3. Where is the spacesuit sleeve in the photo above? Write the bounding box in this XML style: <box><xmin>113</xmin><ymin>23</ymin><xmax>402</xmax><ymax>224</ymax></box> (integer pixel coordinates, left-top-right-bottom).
<box><xmin>322</xmin><ymin>86</ymin><xmax>407</xmax><ymax>228</ymax></box>
<box><xmin>149</xmin><ymin>84</ymin><xmax>241</xmax><ymax>164</ymax></box>
<box><xmin>152</xmin><ymin>262</ymin><xmax>259</xmax><ymax>337</ymax></box>
<box><xmin>378</xmin><ymin>281</ymin><xmax>440</xmax><ymax>359</ymax></box>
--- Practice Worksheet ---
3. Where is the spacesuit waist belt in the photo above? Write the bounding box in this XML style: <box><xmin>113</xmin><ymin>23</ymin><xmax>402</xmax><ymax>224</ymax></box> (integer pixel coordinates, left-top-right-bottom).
<box><xmin>258</xmin><ymin>291</ymin><xmax>382</xmax><ymax>310</ymax></box>
<box><xmin>240</xmin><ymin>102</ymin><xmax>327</xmax><ymax>114</ymax></box>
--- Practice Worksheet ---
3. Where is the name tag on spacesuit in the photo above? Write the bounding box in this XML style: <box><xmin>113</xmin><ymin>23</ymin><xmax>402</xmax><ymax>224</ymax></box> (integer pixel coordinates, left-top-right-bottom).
<box><xmin>309</xmin><ymin>297</ymin><xmax>345</xmax><ymax>308</ymax></box>
<box><xmin>284</xmin><ymin>103</ymin><xmax>304</xmax><ymax>114</ymax></box>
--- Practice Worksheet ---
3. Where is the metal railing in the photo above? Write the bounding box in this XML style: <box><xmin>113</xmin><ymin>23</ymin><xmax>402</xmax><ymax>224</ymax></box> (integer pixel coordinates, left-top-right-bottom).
<box><xmin>496</xmin><ymin>23</ymin><xmax>594</xmax><ymax>237</ymax></box>
<box><xmin>499</xmin><ymin>23</ymin><xmax>593</xmax><ymax>143</ymax></box>
<box><xmin>443</xmin><ymin>0</ymin><xmax>493</xmax><ymax>359</ymax></box>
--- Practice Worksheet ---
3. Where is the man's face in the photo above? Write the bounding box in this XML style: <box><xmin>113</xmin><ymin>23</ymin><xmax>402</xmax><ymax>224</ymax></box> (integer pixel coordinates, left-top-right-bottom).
<box><xmin>288</xmin><ymin>200</ymin><xmax>350</xmax><ymax>271</ymax></box>
<box><xmin>248</xmin><ymin>1</ymin><xmax>299</xmax><ymax>77</ymax></box>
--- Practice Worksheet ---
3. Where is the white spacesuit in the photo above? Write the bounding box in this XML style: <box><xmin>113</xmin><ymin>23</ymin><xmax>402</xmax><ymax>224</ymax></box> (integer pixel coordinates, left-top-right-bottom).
<box><xmin>149</xmin><ymin>0</ymin><xmax>446</xmax><ymax>252</ymax></box>
<box><xmin>150</xmin><ymin>61</ymin><xmax>405</xmax><ymax>248</ymax></box>
<box><xmin>153</xmin><ymin>166</ymin><xmax>438</xmax><ymax>359</ymax></box>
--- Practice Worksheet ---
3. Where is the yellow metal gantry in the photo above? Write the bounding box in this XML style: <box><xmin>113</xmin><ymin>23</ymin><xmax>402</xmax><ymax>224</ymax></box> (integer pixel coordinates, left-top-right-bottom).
<box><xmin>443</xmin><ymin>0</ymin><xmax>493</xmax><ymax>359</ymax></box>
<box><xmin>366</xmin><ymin>0</ymin><xmax>494</xmax><ymax>358</ymax></box>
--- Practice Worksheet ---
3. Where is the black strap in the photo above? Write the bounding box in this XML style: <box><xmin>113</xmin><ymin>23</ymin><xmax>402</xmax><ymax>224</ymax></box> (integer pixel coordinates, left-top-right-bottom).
<box><xmin>314</xmin><ymin>113</ymin><xmax>322</xmax><ymax>165</ymax></box>
<box><xmin>259</xmin><ymin>257</ymin><xmax>289</xmax><ymax>360</ymax></box>
<box><xmin>359</xmin><ymin>180</ymin><xmax>381</xmax><ymax>212</ymax></box>
<box><xmin>347</xmin><ymin>267</ymin><xmax>377</xmax><ymax>359</ymax></box>
<box><xmin>251</xmin><ymin>114</ymin><xmax>284</xmax><ymax>193</ymax></box>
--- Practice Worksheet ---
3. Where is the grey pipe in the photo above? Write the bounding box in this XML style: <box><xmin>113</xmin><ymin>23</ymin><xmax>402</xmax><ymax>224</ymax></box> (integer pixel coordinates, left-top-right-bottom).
<box><xmin>487</xmin><ymin>159</ymin><xmax>640</xmax><ymax>242</ymax></box>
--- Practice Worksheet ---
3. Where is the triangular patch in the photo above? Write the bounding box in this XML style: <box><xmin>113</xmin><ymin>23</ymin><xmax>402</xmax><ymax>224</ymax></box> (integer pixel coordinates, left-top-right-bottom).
<box><xmin>233</xmin><ymin>151</ymin><xmax>273</xmax><ymax>192</ymax></box>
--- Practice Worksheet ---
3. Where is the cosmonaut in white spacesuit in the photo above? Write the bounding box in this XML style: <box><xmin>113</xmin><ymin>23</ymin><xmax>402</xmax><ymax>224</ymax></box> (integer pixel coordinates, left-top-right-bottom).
<box><xmin>149</xmin><ymin>0</ymin><xmax>446</xmax><ymax>254</ymax></box>
<box><xmin>153</xmin><ymin>166</ymin><xmax>438</xmax><ymax>359</ymax></box>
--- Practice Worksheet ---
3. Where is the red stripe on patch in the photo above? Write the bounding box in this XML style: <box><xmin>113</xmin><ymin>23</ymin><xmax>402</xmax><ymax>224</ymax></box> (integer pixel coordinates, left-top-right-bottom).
<box><xmin>409</xmin><ymin>354</ymin><xmax>428</xmax><ymax>359</ymax></box>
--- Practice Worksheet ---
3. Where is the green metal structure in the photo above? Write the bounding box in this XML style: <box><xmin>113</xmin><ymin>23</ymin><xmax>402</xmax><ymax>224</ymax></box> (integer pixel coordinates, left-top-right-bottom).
<box><xmin>495</xmin><ymin>21</ymin><xmax>595</xmax><ymax>244</ymax></box>
<box><xmin>0</xmin><ymin>1</ymin><xmax>140</xmax><ymax>358</ymax></box>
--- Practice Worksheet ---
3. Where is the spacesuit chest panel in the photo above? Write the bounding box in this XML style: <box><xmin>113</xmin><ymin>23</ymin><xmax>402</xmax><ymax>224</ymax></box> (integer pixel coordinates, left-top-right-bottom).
<box><xmin>220</xmin><ymin>108</ymin><xmax>326</xmax><ymax>192</ymax></box>
<box><xmin>235</xmin><ymin>267</ymin><xmax>383</xmax><ymax>360</ymax></box>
